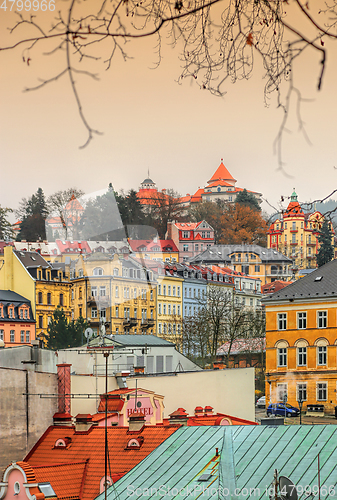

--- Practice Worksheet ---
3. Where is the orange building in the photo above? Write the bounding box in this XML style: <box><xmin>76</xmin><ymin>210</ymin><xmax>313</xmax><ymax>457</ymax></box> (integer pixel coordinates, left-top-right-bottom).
<box><xmin>263</xmin><ymin>259</ymin><xmax>337</xmax><ymax>414</ymax></box>
<box><xmin>268</xmin><ymin>189</ymin><xmax>334</xmax><ymax>272</ymax></box>
<box><xmin>0</xmin><ymin>290</ymin><xmax>35</xmax><ymax>346</ymax></box>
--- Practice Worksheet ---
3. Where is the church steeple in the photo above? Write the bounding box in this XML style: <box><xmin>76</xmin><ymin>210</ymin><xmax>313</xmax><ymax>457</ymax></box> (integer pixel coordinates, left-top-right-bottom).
<box><xmin>290</xmin><ymin>188</ymin><xmax>298</xmax><ymax>202</ymax></box>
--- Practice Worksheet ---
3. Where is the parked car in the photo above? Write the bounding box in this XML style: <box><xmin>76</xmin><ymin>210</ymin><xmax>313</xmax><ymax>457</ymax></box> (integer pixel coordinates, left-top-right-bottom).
<box><xmin>267</xmin><ymin>403</ymin><xmax>300</xmax><ymax>417</ymax></box>
<box><xmin>256</xmin><ymin>396</ymin><xmax>266</xmax><ymax>408</ymax></box>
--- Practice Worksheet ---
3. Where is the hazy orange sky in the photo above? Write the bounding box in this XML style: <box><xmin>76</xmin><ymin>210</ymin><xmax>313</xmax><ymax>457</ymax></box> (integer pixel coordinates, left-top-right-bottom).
<box><xmin>1</xmin><ymin>0</ymin><xmax>337</xmax><ymax>219</ymax></box>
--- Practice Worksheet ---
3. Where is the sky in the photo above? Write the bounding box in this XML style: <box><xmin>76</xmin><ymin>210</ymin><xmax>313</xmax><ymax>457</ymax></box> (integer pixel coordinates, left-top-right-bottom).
<box><xmin>1</xmin><ymin>0</ymin><xmax>337</xmax><ymax>221</ymax></box>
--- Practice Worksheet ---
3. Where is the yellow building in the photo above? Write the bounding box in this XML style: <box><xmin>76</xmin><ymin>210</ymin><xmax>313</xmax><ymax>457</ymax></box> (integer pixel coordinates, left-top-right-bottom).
<box><xmin>71</xmin><ymin>253</ymin><xmax>157</xmax><ymax>336</ymax></box>
<box><xmin>157</xmin><ymin>273</ymin><xmax>183</xmax><ymax>346</ymax></box>
<box><xmin>191</xmin><ymin>245</ymin><xmax>292</xmax><ymax>285</ymax></box>
<box><xmin>263</xmin><ymin>259</ymin><xmax>337</xmax><ymax>414</ymax></box>
<box><xmin>0</xmin><ymin>246</ymin><xmax>72</xmax><ymax>340</ymax></box>
<box><xmin>268</xmin><ymin>189</ymin><xmax>334</xmax><ymax>272</ymax></box>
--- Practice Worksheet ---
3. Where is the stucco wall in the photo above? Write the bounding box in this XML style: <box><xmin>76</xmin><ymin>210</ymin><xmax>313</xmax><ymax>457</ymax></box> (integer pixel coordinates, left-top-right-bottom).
<box><xmin>0</xmin><ymin>367</ymin><xmax>57</xmax><ymax>472</ymax></box>
<box><xmin>70</xmin><ymin>367</ymin><xmax>255</xmax><ymax>421</ymax></box>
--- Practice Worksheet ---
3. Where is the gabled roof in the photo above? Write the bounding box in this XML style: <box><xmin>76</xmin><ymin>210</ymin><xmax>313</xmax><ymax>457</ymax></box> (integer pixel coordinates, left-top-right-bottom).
<box><xmin>25</xmin><ymin>424</ymin><xmax>180</xmax><ymax>500</ymax></box>
<box><xmin>190</xmin><ymin>245</ymin><xmax>292</xmax><ymax>264</ymax></box>
<box><xmin>33</xmin><ymin>461</ymin><xmax>88</xmax><ymax>500</ymax></box>
<box><xmin>263</xmin><ymin>258</ymin><xmax>337</xmax><ymax>303</ymax></box>
<box><xmin>99</xmin><ymin>425</ymin><xmax>337</xmax><ymax>500</ymax></box>
<box><xmin>262</xmin><ymin>280</ymin><xmax>293</xmax><ymax>294</ymax></box>
<box><xmin>14</xmin><ymin>250</ymin><xmax>51</xmax><ymax>269</ymax></box>
<box><xmin>207</xmin><ymin>161</ymin><xmax>236</xmax><ymax>184</ymax></box>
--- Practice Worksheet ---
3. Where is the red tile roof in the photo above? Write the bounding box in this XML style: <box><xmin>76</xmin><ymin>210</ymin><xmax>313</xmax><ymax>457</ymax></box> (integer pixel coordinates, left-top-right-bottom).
<box><xmin>262</xmin><ymin>280</ymin><xmax>293</xmax><ymax>294</ymax></box>
<box><xmin>55</xmin><ymin>240</ymin><xmax>91</xmax><ymax>254</ymax></box>
<box><xmin>207</xmin><ymin>161</ymin><xmax>236</xmax><ymax>184</ymax></box>
<box><xmin>25</xmin><ymin>424</ymin><xmax>179</xmax><ymax>500</ymax></box>
<box><xmin>33</xmin><ymin>461</ymin><xmax>88</xmax><ymax>500</ymax></box>
<box><xmin>97</xmin><ymin>397</ymin><xmax>124</xmax><ymax>413</ymax></box>
<box><xmin>129</xmin><ymin>239</ymin><xmax>178</xmax><ymax>253</ymax></box>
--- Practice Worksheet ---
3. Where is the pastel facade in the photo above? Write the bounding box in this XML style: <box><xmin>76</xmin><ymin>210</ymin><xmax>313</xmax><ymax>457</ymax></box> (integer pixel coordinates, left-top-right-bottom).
<box><xmin>0</xmin><ymin>291</ymin><xmax>35</xmax><ymax>346</ymax></box>
<box><xmin>0</xmin><ymin>247</ymin><xmax>71</xmax><ymax>340</ymax></box>
<box><xmin>263</xmin><ymin>259</ymin><xmax>337</xmax><ymax>413</ymax></box>
<box><xmin>268</xmin><ymin>190</ymin><xmax>334</xmax><ymax>271</ymax></box>
<box><xmin>166</xmin><ymin>220</ymin><xmax>215</xmax><ymax>262</ymax></box>
<box><xmin>129</xmin><ymin>239</ymin><xmax>179</xmax><ymax>263</ymax></box>
<box><xmin>71</xmin><ymin>253</ymin><xmax>157</xmax><ymax>335</ymax></box>
<box><xmin>156</xmin><ymin>273</ymin><xmax>183</xmax><ymax>344</ymax></box>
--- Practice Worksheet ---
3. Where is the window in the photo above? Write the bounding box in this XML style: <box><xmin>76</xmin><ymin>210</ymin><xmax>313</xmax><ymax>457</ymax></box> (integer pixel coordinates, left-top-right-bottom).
<box><xmin>195</xmin><ymin>244</ymin><xmax>199</xmax><ymax>252</ymax></box>
<box><xmin>115</xmin><ymin>286</ymin><xmax>119</xmax><ymax>298</ymax></box>
<box><xmin>158</xmin><ymin>303</ymin><xmax>162</xmax><ymax>314</ymax></box>
<box><xmin>163</xmin><ymin>285</ymin><xmax>166</xmax><ymax>296</ymax></box>
<box><xmin>59</xmin><ymin>294</ymin><xmax>64</xmax><ymax>306</ymax></box>
<box><xmin>21</xmin><ymin>330</ymin><xmax>25</xmax><ymax>343</ymax></box>
<box><xmin>278</xmin><ymin>348</ymin><xmax>287</xmax><ymax>367</ymax></box>
<box><xmin>183</xmin><ymin>231</ymin><xmax>189</xmax><ymax>238</ymax></box>
<box><xmin>168</xmin><ymin>286</ymin><xmax>171</xmax><ymax>296</ymax></box>
<box><xmin>10</xmin><ymin>330</ymin><xmax>15</xmax><ymax>342</ymax></box>
<box><xmin>100</xmin><ymin>309</ymin><xmax>106</xmax><ymax>319</ymax></box>
<box><xmin>317</xmin><ymin>382</ymin><xmax>327</xmax><ymax>401</ymax></box>
<box><xmin>19</xmin><ymin>309</ymin><xmax>23</xmax><ymax>319</ymax></box>
<box><xmin>173</xmin><ymin>305</ymin><xmax>176</xmax><ymax>315</ymax></box>
<box><xmin>99</xmin><ymin>286</ymin><xmax>106</xmax><ymax>297</ymax></box>
<box><xmin>177</xmin><ymin>305</ymin><xmax>180</xmax><ymax>315</ymax></box>
<box><xmin>317</xmin><ymin>311</ymin><xmax>327</xmax><ymax>328</ymax></box>
<box><xmin>91</xmin><ymin>286</ymin><xmax>97</xmax><ymax>297</ymax></box>
<box><xmin>278</xmin><ymin>313</ymin><xmax>287</xmax><ymax>330</ymax></box>
<box><xmin>277</xmin><ymin>383</ymin><xmax>287</xmax><ymax>402</ymax></box>
<box><xmin>317</xmin><ymin>345</ymin><xmax>327</xmax><ymax>365</ymax></box>
<box><xmin>297</xmin><ymin>347</ymin><xmax>307</xmax><ymax>366</ymax></box>
<box><xmin>93</xmin><ymin>267</ymin><xmax>104</xmax><ymax>276</ymax></box>
<box><xmin>47</xmin><ymin>293</ymin><xmax>51</xmax><ymax>305</ymax></box>
<box><xmin>115</xmin><ymin>306</ymin><xmax>119</xmax><ymax>318</ymax></box>
<box><xmin>297</xmin><ymin>312</ymin><xmax>307</xmax><ymax>329</ymax></box>
<box><xmin>39</xmin><ymin>316</ymin><xmax>43</xmax><ymax>328</ymax></box>
<box><xmin>168</xmin><ymin>304</ymin><xmax>171</xmax><ymax>315</ymax></box>
<box><xmin>163</xmin><ymin>304</ymin><xmax>166</xmax><ymax>315</ymax></box>
<box><xmin>79</xmin><ymin>288</ymin><xmax>82</xmax><ymax>300</ymax></box>
<box><xmin>92</xmin><ymin>308</ymin><xmax>98</xmax><ymax>318</ymax></box>
<box><xmin>158</xmin><ymin>323</ymin><xmax>162</xmax><ymax>334</ymax></box>
<box><xmin>0</xmin><ymin>330</ymin><xmax>3</xmax><ymax>341</ymax></box>
<box><xmin>172</xmin><ymin>286</ymin><xmax>176</xmax><ymax>296</ymax></box>
<box><xmin>158</xmin><ymin>285</ymin><xmax>161</xmax><ymax>295</ymax></box>
<box><xmin>38</xmin><ymin>292</ymin><xmax>43</xmax><ymax>304</ymax></box>
<box><xmin>183</xmin><ymin>244</ymin><xmax>188</xmax><ymax>252</ymax></box>
<box><xmin>297</xmin><ymin>384</ymin><xmax>307</xmax><ymax>401</ymax></box>
<box><xmin>254</xmin><ymin>265</ymin><xmax>260</xmax><ymax>272</ymax></box>
<box><xmin>150</xmin><ymin>290</ymin><xmax>153</xmax><ymax>300</ymax></box>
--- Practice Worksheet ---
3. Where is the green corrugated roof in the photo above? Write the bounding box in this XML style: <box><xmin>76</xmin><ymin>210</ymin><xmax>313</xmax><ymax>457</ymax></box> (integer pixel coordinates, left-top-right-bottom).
<box><xmin>96</xmin><ymin>425</ymin><xmax>337</xmax><ymax>499</ymax></box>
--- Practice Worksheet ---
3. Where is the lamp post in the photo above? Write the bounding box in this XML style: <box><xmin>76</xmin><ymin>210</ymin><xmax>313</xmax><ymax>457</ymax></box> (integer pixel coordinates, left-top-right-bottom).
<box><xmin>298</xmin><ymin>395</ymin><xmax>303</xmax><ymax>425</ymax></box>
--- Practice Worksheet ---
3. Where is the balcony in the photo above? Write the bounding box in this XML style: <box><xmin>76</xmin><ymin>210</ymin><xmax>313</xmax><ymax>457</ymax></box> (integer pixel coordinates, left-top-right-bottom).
<box><xmin>123</xmin><ymin>318</ymin><xmax>137</xmax><ymax>327</ymax></box>
<box><xmin>290</xmin><ymin>240</ymin><xmax>298</xmax><ymax>245</ymax></box>
<box><xmin>306</xmin><ymin>241</ymin><xmax>316</xmax><ymax>246</ymax></box>
<box><xmin>87</xmin><ymin>295</ymin><xmax>110</xmax><ymax>306</ymax></box>
<box><xmin>141</xmin><ymin>318</ymin><xmax>155</xmax><ymax>329</ymax></box>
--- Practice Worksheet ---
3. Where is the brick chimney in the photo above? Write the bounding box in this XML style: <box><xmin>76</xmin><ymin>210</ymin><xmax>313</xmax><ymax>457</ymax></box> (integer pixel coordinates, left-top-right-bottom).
<box><xmin>168</xmin><ymin>408</ymin><xmax>189</xmax><ymax>426</ymax></box>
<box><xmin>128</xmin><ymin>412</ymin><xmax>146</xmax><ymax>432</ymax></box>
<box><xmin>57</xmin><ymin>363</ymin><xmax>71</xmax><ymax>415</ymax></box>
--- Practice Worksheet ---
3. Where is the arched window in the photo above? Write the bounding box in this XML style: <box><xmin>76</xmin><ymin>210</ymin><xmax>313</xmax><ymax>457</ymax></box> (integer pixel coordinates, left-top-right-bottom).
<box><xmin>93</xmin><ymin>267</ymin><xmax>103</xmax><ymax>276</ymax></box>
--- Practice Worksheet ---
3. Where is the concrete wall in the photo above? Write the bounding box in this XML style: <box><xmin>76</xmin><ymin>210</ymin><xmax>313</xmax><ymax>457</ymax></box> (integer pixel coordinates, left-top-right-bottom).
<box><xmin>0</xmin><ymin>346</ymin><xmax>58</xmax><ymax>373</ymax></box>
<box><xmin>0</xmin><ymin>367</ymin><xmax>57</xmax><ymax>472</ymax></box>
<box><xmin>69</xmin><ymin>367</ymin><xmax>255</xmax><ymax>421</ymax></box>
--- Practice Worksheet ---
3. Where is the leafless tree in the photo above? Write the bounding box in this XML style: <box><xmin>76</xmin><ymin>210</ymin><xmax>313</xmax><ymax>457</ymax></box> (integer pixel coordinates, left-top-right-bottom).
<box><xmin>2</xmin><ymin>0</ymin><xmax>337</xmax><ymax>158</ymax></box>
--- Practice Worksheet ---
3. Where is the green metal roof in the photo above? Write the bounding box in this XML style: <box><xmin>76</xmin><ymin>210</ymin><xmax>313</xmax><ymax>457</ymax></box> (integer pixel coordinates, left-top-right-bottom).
<box><xmin>97</xmin><ymin>425</ymin><xmax>337</xmax><ymax>499</ymax></box>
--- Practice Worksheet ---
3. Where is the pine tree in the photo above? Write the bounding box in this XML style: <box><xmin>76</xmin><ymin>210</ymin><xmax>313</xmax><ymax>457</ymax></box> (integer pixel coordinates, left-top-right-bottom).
<box><xmin>17</xmin><ymin>188</ymin><xmax>48</xmax><ymax>241</ymax></box>
<box><xmin>316</xmin><ymin>220</ymin><xmax>334</xmax><ymax>267</ymax></box>
<box><xmin>235</xmin><ymin>189</ymin><xmax>261</xmax><ymax>211</ymax></box>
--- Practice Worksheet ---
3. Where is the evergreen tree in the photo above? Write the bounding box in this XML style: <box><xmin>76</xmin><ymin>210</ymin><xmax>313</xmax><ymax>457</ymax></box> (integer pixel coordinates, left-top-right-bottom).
<box><xmin>0</xmin><ymin>205</ymin><xmax>14</xmax><ymax>240</ymax></box>
<box><xmin>316</xmin><ymin>220</ymin><xmax>334</xmax><ymax>267</ymax></box>
<box><xmin>46</xmin><ymin>307</ymin><xmax>88</xmax><ymax>349</ymax></box>
<box><xmin>17</xmin><ymin>188</ymin><xmax>48</xmax><ymax>241</ymax></box>
<box><xmin>235</xmin><ymin>189</ymin><xmax>261</xmax><ymax>211</ymax></box>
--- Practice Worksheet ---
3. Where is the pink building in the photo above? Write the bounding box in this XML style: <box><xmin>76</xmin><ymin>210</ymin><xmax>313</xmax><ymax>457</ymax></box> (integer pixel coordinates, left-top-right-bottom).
<box><xmin>166</xmin><ymin>220</ymin><xmax>215</xmax><ymax>262</ymax></box>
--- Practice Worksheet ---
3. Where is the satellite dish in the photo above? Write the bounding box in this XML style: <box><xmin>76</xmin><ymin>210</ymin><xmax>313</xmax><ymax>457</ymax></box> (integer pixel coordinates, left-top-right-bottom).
<box><xmin>84</xmin><ymin>328</ymin><xmax>93</xmax><ymax>339</ymax></box>
<box><xmin>279</xmin><ymin>476</ymin><xmax>298</xmax><ymax>500</ymax></box>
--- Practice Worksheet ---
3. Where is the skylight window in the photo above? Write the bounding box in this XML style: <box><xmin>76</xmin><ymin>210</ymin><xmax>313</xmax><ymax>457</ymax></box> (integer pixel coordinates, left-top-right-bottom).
<box><xmin>314</xmin><ymin>276</ymin><xmax>323</xmax><ymax>281</ymax></box>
